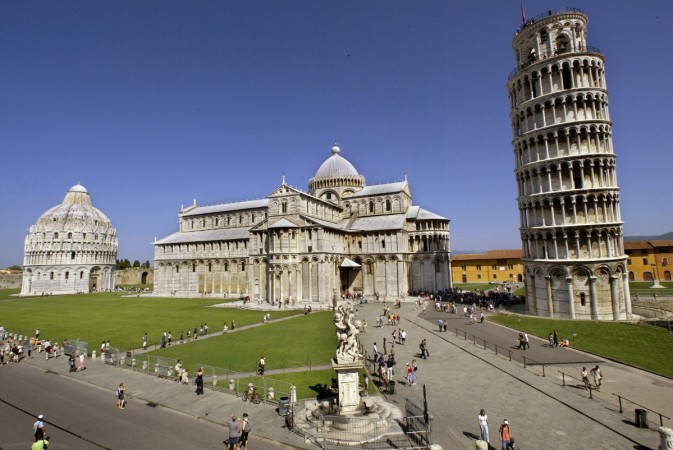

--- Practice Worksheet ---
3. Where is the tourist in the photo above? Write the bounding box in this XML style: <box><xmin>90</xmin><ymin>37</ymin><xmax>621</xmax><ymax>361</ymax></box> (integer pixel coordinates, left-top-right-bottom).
<box><xmin>116</xmin><ymin>383</ymin><xmax>126</xmax><ymax>409</ymax></box>
<box><xmin>372</xmin><ymin>342</ymin><xmax>378</xmax><ymax>360</ymax></box>
<box><xmin>499</xmin><ymin>419</ymin><xmax>511</xmax><ymax>450</ymax></box>
<box><xmin>226</xmin><ymin>414</ymin><xmax>241</xmax><ymax>450</ymax></box>
<box><xmin>35</xmin><ymin>327</ymin><xmax>40</xmax><ymax>339</ymax></box>
<box><xmin>161</xmin><ymin>331</ymin><xmax>166</xmax><ymax>348</ymax></box>
<box><xmin>142</xmin><ymin>333</ymin><xmax>148</xmax><ymax>350</ymax></box>
<box><xmin>240</xmin><ymin>412</ymin><xmax>251</xmax><ymax>450</ymax></box>
<box><xmin>386</xmin><ymin>354</ymin><xmax>396</xmax><ymax>381</ymax></box>
<box><xmin>478</xmin><ymin>409</ymin><xmax>489</xmax><ymax>443</ymax></box>
<box><xmin>204</xmin><ymin>323</ymin><xmax>209</xmax><ymax>335</ymax></box>
<box><xmin>553</xmin><ymin>330</ymin><xmax>559</xmax><ymax>348</ymax></box>
<box><xmin>419</xmin><ymin>339</ymin><xmax>429</xmax><ymax>359</ymax></box>
<box><xmin>78</xmin><ymin>352</ymin><xmax>85</xmax><ymax>371</ymax></box>
<box><xmin>590</xmin><ymin>365</ymin><xmax>603</xmax><ymax>391</ymax></box>
<box><xmin>400</xmin><ymin>329</ymin><xmax>406</xmax><ymax>344</ymax></box>
<box><xmin>33</xmin><ymin>414</ymin><xmax>46</xmax><ymax>441</ymax></box>
<box><xmin>179</xmin><ymin>330</ymin><xmax>184</xmax><ymax>343</ymax></box>
<box><xmin>391</xmin><ymin>329</ymin><xmax>397</xmax><ymax>342</ymax></box>
<box><xmin>362</xmin><ymin>320</ymin><xmax>367</xmax><ymax>333</ymax></box>
<box><xmin>68</xmin><ymin>352</ymin><xmax>76</xmax><ymax>372</ymax></box>
<box><xmin>443</xmin><ymin>320</ymin><xmax>447</xmax><ymax>332</ymax></box>
<box><xmin>31</xmin><ymin>436</ymin><xmax>49</xmax><ymax>450</ymax></box>
<box><xmin>382</xmin><ymin>338</ymin><xmax>387</xmax><ymax>355</ymax></box>
<box><xmin>405</xmin><ymin>362</ymin><xmax>413</xmax><ymax>386</ymax></box>
<box><xmin>101</xmin><ymin>340</ymin><xmax>106</xmax><ymax>355</ymax></box>
<box><xmin>411</xmin><ymin>359</ymin><xmax>418</xmax><ymax>385</ymax></box>
<box><xmin>438</xmin><ymin>319</ymin><xmax>443</xmax><ymax>332</ymax></box>
<box><xmin>44</xmin><ymin>340</ymin><xmax>52</xmax><ymax>360</ymax></box>
<box><xmin>231</xmin><ymin>320</ymin><xmax>236</xmax><ymax>330</ymax></box>
<box><xmin>581</xmin><ymin>367</ymin><xmax>589</xmax><ymax>390</ymax></box>
<box><xmin>167</xmin><ymin>331</ymin><xmax>172</xmax><ymax>346</ymax></box>
<box><xmin>175</xmin><ymin>360</ymin><xmax>183</xmax><ymax>382</ymax></box>
<box><xmin>548</xmin><ymin>332</ymin><xmax>554</xmax><ymax>348</ymax></box>
<box><xmin>480</xmin><ymin>311</ymin><xmax>485</xmax><ymax>323</ymax></box>
<box><xmin>195</xmin><ymin>367</ymin><xmax>204</xmax><ymax>395</ymax></box>
<box><xmin>193</xmin><ymin>326</ymin><xmax>198</xmax><ymax>339</ymax></box>
<box><xmin>187</xmin><ymin>329</ymin><xmax>192</xmax><ymax>340</ymax></box>
<box><xmin>258</xmin><ymin>356</ymin><xmax>265</xmax><ymax>375</ymax></box>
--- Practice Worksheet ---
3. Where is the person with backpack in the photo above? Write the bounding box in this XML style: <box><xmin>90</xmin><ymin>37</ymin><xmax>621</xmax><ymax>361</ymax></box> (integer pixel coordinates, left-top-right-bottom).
<box><xmin>240</xmin><ymin>412</ymin><xmax>251</xmax><ymax>450</ymax></box>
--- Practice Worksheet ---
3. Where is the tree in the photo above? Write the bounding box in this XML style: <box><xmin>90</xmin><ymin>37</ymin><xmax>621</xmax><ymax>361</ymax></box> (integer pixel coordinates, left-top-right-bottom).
<box><xmin>142</xmin><ymin>261</ymin><xmax>151</xmax><ymax>268</ymax></box>
<box><xmin>133</xmin><ymin>260</ymin><xmax>141</xmax><ymax>268</ymax></box>
<box><xmin>116</xmin><ymin>259</ymin><xmax>132</xmax><ymax>270</ymax></box>
<box><xmin>8</xmin><ymin>265</ymin><xmax>22</xmax><ymax>271</ymax></box>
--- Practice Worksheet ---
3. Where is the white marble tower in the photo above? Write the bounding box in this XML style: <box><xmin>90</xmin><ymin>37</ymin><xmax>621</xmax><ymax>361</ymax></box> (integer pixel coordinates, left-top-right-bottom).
<box><xmin>507</xmin><ymin>9</ymin><xmax>630</xmax><ymax>320</ymax></box>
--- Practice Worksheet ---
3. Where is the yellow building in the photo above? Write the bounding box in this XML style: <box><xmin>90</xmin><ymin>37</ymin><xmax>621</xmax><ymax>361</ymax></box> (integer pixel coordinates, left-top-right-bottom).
<box><xmin>625</xmin><ymin>240</ymin><xmax>673</xmax><ymax>282</ymax></box>
<box><xmin>451</xmin><ymin>250</ymin><xmax>523</xmax><ymax>284</ymax></box>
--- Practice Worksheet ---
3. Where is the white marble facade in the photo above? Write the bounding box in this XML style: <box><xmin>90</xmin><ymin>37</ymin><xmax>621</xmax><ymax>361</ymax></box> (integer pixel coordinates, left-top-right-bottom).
<box><xmin>507</xmin><ymin>10</ymin><xmax>630</xmax><ymax>320</ymax></box>
<box><xmin>21</xmin><ymin>183</ymin><xmax>118</xmax><ymax>295</ymax></box>
<box><xmin>154</xmin><ymin>145</ymin><xmax>451</xmax><ymax>303</ymax></box>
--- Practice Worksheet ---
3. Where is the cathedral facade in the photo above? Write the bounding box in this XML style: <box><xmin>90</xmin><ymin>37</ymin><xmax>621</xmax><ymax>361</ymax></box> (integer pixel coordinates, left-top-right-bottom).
<box><xmin>153</xmin><ymin>145</ymin><xmax>451</xmax><ymax>303</ymax></box>
<box><xmin>21</xmin><ymin>183</ymin><xmax>118</xmax><ymax>295</ymax></box>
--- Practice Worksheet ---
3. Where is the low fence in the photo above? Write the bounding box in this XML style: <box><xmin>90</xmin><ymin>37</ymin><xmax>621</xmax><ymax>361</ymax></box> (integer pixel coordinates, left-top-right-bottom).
<box><xmin>100</xmin><ymin>347</ymin><xmax>294</xmax><ymax>403</ymax></box>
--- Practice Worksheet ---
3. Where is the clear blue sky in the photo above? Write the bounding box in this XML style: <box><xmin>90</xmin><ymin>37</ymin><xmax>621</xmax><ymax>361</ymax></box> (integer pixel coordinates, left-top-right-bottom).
<box><xmin>1</xmin><ymin>1</ymin><xmax>671</xmax><ymax>268</ymax></box>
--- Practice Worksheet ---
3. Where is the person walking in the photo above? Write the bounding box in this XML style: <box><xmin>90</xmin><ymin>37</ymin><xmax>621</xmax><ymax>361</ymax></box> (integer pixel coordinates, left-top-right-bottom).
<box><xmin>195</xmin><ymin>367</ymin><xmax>204</xmax><ymax>395</ymax></box>
<box><xmin>581</xmin><ymin>367</ymin><xmax>590</xmax><ymax>390</ymax></box>
<box><xmin>590</xmin><ymin>365</ymin><xmax>603</xmax><ymax>391</ymax></box>
<box><xmin>419</xmin><ymin>339</ymin><xmax>429</xmax><ymax>359</ymax></box>
<box><xmin>33</xmin><ymin>414</ymin><xmax>46</xmax><ymax>441</ymax></box>
<box><xmin>226</xmin><ymin>414</ymin><xmax>241</xmax><ymax>450</ymax></box>
<box><xmin>240</xmin><ymin>412</ymin><xmax>251</xmax><ymax>450</ymax></box>
<box><xmin>478</xmin><ymin>409</ymin><xmax>489</xmax><ymax>444</ymax></box>
<box><xmin>372</xmin><ymin>342</ymin><xmax>378</xmax><ymax>361</ymax></box>
<box><xmin>116</xmin><ymin>383</ymin><xmax>126</xmax><ymax>409</ymax></box>
<box><xmin>142</xmin><ymin>333</ymin><xmax>148</xmax><ymax>350</ymax></box>
<box><xmin>258</xmin><ymin>356</ymin><xmax>265</xmax><ymax>375</ymax></box>
<box><xmin>498</xmin><ymin>419</ymin><xmax>512</xmax><ymax>450</ymax></box>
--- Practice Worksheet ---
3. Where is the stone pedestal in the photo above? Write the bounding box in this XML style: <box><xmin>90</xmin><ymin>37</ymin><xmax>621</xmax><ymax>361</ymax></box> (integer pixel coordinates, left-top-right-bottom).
<box><xmin>332</xmin><ymin>359</ymin><xmax>363</xmax><ymax>414</ymax></box>
<box><xmin>659</xmin><ymin>426</ymin><xmax>673</xmax><ymax>450</ymax></box>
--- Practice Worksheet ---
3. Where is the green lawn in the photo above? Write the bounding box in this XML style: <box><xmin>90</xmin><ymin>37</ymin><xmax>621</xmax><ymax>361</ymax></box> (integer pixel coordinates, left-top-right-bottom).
<box><xmin>0</xmin><ymin>289</ymin><xmax>297</xmax><ymax>350</ymax></box>
<box><xmin>630</xmin><ymin>281</ymin><xmax>673</xmax><ymax>296</ymax></box>
<box><xmin>489</xmin><ymin>315</ymin><xmax>673</xmax><ymax>378</ymax></box>
<box><xmin>145</xmin><ymin>311</ymin><xmax>336</xmax><ymax>373</ymax></box>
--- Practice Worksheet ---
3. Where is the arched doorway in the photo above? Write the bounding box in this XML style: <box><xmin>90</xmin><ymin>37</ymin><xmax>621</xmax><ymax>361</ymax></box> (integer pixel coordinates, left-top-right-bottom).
<box><xmin>141</xmin><ymin>271</ymin><xmax>148</xmax><ymax>284</ymax></box>
<box><xmin>89</xmin><ymin>267</ymin><xmax>101</xmax><ymax>292</ymax></box>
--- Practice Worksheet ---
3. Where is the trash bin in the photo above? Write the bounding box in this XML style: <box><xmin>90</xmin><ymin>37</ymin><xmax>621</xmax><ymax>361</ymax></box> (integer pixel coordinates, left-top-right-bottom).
<box><xmin>635</xmin><ymin>408</ymin><xmax>648</xmax><ymax>428</ymax></box>
<box><xmin>388</xmin><ymin>380</ymin><xmax>395</xmax><ymax>395</ymax></box>
<box><xmin>278</xmin><ymin>396</ymin><xmax>290</xmax><ymax>416</ymax></box>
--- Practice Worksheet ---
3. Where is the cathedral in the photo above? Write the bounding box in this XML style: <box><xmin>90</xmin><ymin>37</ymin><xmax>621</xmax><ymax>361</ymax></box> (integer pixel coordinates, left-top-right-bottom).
<box><xmin>153</xmin><ymin>145</ymin><xmax>451</xmax><ymax>303</ymax></box>
<box><xmin>21</xmin><ymin>183</ymin><xmax>118</xmax><ymax>295</ymax></box>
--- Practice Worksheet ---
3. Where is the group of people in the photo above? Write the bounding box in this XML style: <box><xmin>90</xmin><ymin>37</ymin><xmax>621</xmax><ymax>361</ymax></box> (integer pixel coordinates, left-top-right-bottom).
<box><xmin>0</xmin><ymin>326</ymin><xmax>66</xmax><ymax>365</ymax></box>
<box><xmin>158</xmin><ymin>323</ymin><xmax>210</xmax><ymax>349</ymax></box>
<box><xmin>478</xmin><ymin>409</ymin><xmax>518</xmax><ymax>449</ymax></box>
<box><xmin>581</xmin><ymin>365</ymin><xmax>604</xmax><ymax>391</ymax></box>
<box><xmin>226</xmin><ymin>413</ymin><xmax>252</xmax><ymax>450</ymax></box>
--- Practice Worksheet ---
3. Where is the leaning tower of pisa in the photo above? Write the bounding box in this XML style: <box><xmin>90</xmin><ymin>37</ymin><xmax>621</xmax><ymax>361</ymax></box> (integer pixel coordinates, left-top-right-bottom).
<box><xmin>507</xmin><ymin>8</ymin><xmax>630</xmax><ymax>320</ymax></box>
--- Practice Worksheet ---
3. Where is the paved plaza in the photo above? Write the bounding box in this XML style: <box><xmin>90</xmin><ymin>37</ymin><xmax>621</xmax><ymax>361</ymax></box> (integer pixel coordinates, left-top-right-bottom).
<box><xmin>5</xmin><ymin>299</ymin><xmax>673</xmax><ymax>449</ymax></box>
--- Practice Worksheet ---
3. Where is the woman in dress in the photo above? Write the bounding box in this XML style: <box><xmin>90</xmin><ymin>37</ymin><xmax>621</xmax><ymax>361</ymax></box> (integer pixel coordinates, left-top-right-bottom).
<box><xmin>478</xmin><ymin>409</ymin><xmax>489</xmax><ymax>443</ymax></box>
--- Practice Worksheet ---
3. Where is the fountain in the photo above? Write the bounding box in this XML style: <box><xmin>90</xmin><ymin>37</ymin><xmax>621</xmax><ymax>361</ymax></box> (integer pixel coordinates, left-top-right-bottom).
<box><xmin>292</xmin><ymin>305</ymin><xmax>403</xmax><ymax>444</ymax></box>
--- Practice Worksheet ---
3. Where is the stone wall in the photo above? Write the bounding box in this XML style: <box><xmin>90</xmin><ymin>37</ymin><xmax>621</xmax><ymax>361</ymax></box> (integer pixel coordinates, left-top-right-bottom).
<box><xmin>116</xmin><ymin>267</ymin><xmax>154</xmax><ymax>285</ymax></box>
<box><xmin>0</xmin><ymin>273</ymin><xmax>22</xmax><ymax>289</ymax></box>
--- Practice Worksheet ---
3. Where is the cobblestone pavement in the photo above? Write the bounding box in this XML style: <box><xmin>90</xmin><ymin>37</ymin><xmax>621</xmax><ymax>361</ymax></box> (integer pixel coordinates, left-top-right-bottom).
<box><xmin>355</xmin><ymin>300</ymin><xmax>671</xmax><ymax>449</ymax></box>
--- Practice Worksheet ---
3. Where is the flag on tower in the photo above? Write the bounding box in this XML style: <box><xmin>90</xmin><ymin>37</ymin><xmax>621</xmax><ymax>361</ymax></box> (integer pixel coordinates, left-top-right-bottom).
<box><xmin>521</xmin><ymin>4</ymin><xmax>526</xmax><ymax>24</ymax></box>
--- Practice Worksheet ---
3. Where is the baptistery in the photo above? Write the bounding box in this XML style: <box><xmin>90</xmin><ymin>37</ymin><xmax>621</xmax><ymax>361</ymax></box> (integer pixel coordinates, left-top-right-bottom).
<box><xmin>21</xmin><ymin>183</ymin><xmax>118</xmax><ymax>295</ymax></box>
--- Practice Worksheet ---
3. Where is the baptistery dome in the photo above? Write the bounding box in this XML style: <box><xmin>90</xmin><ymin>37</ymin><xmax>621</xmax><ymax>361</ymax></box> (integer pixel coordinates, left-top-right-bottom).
<box><xmin>21</xmin><ymin>183</ymin><xmax>118</xmax><ymax>296</ymax></box>
<box><xmin>309</xmin><ymin>145</ymin><xmax>365</xmax><ymax>201</ymax></box>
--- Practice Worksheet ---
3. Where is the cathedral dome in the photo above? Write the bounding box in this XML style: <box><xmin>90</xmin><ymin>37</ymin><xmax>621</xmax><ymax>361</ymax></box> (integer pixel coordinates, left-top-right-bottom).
<box><xmin>32</xmin><ymin>183</ymin><xmax>114</xmax><ymax>234</ymax></box>
<box><xmin>308</xmin><ymin>145</ymin><xmax>365</xmax><ymax>197</ymax></box>
<box><xmin>313</xmin><ymin>145</ymin><xmax>360</xmax><ymax>179</ymax></box>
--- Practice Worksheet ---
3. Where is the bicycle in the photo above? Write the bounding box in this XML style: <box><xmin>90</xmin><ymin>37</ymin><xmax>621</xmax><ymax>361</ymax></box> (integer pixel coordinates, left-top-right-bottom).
<box><xmin>242</xmin><ymin>386</ymin><xmax>262</xmax><ymax>404</ymax></box>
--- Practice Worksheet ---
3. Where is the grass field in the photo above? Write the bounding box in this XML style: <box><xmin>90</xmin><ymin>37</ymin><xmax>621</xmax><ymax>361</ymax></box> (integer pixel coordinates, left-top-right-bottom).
<box><xmin>629</xmin><ymin>281</ymin><xmax>673</xmax><ymax>296</ymax></box>
<box><xmin>145</xmin><ymin>311</ymin><xmax>336</xmax><ymax>373</ymax></box>
<box><xmin>489</xmin><ymin>315</ymin><xmax>673</xmax><ymax>378</ymax></box>
<box><xmin>0</xmin><ymin>289</ymin><xmax>298</xmax><ymax>350</ymax></box>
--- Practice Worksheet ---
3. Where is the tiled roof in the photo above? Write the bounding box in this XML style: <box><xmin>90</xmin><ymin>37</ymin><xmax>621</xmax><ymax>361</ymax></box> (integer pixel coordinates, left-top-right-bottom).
<box><xmin>624</xmin><ymin>240</ymin><xmax>673</xmax><ymax>250</ymax></box>
<box><xmin>155</xmin><ymin>227</ymin><xmax>250</xmax><ymax>245</ymax></box>
<box><xmin>181</xmin><ymin>199</ymin><xmax>268</xmax><ymax>217</ymax></box>
<box><xmin>348</xmin><ymin>182</ymin><xmax>406</xmax><ymax>198</ymax></box>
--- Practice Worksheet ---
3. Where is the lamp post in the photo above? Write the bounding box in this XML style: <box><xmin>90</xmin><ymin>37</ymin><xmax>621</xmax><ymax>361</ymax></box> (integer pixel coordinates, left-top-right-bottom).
<box><xmin>651</xmin><ymin>263</ymin><xmax>662</xmax><ymax>288</ymax></box>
